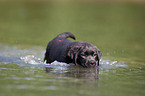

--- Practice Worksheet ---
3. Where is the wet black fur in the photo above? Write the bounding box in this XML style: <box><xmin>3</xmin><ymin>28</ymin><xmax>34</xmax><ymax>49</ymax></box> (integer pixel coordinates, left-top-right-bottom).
<box><xmin>44</xmin><ymin>32</ymin><xmax>101</xmax><ymax>67</ymax></box>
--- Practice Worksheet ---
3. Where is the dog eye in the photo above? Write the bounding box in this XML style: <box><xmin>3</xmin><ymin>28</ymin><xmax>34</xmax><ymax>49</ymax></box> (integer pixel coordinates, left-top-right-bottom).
<box><xmin>81</xmin><ymin>51</ymin><xmax>88</xmax><ymax>56</ymax></box>
<box><xmin>81</xmin><ymin>54</ymin><xmax>86</xmax><ymax>56</ymax></box>
<box><xmin>93</xmin><ymin>54</ymin><xmax>97</xmax><ymax>56</ymax></box>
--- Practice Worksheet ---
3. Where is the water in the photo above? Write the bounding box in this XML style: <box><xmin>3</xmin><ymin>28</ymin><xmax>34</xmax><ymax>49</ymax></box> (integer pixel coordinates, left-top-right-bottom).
<box><xmin>0</xmin><ymin>1</ymin><xmax>145</xmax><ymax>96</ymax></box>
<box><xmin>0</xmin><ymin>44</ymin><xmax>144</xmax><ymax>96</ymax></box>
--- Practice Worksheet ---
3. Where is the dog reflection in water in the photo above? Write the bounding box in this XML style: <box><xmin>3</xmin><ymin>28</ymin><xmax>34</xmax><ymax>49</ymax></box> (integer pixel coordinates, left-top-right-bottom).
<box><xmin>45</xmin><ymin>65</ymin><xmax>99</xmax><ymax>81</ymax></box>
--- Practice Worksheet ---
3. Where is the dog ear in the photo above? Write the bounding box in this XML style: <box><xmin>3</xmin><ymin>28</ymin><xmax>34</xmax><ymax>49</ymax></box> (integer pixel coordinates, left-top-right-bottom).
<box><xmin>97</xmin><ymin>50</ymin><xmax>102</xmax><ymax>60</ymax></box>
<box><xmin>97</xmin><ymin>49</ymin><xmax>102</xmax><ymax>66</ymax></box>
<box><xmin>68</xmin><ymin>46</ymin><xmax>82</xmax><ymax>65</ymax></box>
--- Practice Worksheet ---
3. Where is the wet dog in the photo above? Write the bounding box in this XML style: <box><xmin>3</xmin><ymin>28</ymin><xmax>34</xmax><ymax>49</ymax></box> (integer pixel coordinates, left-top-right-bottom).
<box><xmin>44</xmin><ymin>32</ymin><xmax>101</xmax><ymax>67</ymax></box>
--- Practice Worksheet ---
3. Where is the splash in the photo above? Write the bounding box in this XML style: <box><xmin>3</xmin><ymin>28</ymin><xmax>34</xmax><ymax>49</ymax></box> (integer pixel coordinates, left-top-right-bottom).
<box><xmin>0</xmin><ymin>44</ymin><xmax>127</xmax><ymax>71</ymax></box>
<box><xmin>100</xmin><ymin>59</ymin><xmax>127</xmax><ymax>69</ymax></box>
<box><xmin>20</xmin><ymin>55</ymin><xmax>42</xmax><ymax>65</ymax></box>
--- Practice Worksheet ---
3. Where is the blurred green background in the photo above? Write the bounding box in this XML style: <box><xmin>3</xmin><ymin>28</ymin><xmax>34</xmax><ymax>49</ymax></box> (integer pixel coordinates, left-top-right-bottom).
<box><xmin>0</xmin><ymin>0</ymin><xmax>145</xmax><ymax>60</ymax></box>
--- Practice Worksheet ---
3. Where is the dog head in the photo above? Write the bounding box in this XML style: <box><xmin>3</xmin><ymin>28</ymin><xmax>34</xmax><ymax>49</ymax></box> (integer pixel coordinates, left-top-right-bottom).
<box><xmin>68</xmin><ymin>42</ymin><xmax>101</xmax><ymax>68</ymax></box>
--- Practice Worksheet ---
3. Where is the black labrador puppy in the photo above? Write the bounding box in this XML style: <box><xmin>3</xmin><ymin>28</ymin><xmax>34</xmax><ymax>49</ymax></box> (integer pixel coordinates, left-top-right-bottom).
<box><xmin>44</xmin><ymin>32</ymin><xmax>101</xmax><ymax>67</ymax></box>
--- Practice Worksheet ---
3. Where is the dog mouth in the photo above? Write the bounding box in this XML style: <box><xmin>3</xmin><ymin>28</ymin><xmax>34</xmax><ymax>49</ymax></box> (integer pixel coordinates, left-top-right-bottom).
<box><xmin>89</xmin><ymin>61</ymin><xmax>98</xmax><ymax>67</ymax></box>
<box><xmin>90</xmin><ymin>63</ymin><xmax>96</xmax><ymax>67</ymax></box>
<box><xmin>82</xmin><ymin>60</ymin><xmax>98</xmax><ymax>68</ymax></box>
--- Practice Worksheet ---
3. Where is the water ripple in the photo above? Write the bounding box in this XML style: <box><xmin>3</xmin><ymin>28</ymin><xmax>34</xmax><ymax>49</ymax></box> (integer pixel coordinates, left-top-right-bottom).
<box><xmin>0</xmin><ymin>44</ymin><xmax>127</xmax><ymax>74</ymax></box>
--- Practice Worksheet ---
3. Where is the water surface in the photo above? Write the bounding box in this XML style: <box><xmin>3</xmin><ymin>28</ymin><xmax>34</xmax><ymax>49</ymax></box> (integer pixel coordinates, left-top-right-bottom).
<box><xmin>0</xmin><ymin>44</ymin><xmax>144</xmax><ymax>96</ymax></box>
